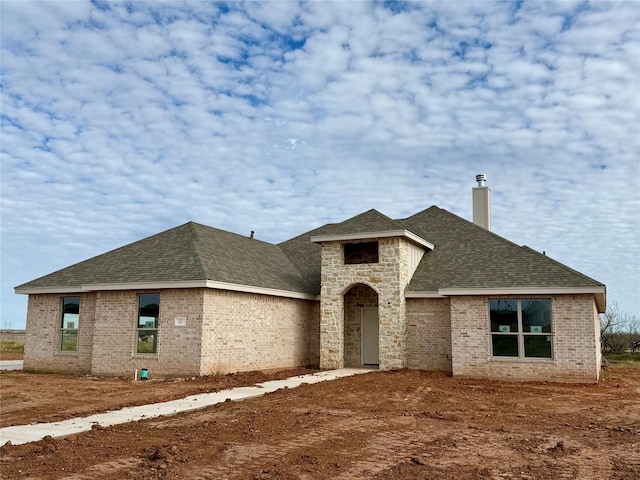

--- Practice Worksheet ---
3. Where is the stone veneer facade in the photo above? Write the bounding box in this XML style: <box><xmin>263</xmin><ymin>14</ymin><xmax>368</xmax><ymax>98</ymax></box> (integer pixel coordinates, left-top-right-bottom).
<box><xmin>319</xmin><ymin>237</ymin><xmax>414</xmax><ymax>370</ymax></box>
<box><xmin>23</xmin><ymin>288</ymin><xmax>319</xmax><ymax>378</ymax></box>
<box><xmin>343</xmin><ymin>284</ymin><xmax>378</xmax><ymax>367</ymax></box>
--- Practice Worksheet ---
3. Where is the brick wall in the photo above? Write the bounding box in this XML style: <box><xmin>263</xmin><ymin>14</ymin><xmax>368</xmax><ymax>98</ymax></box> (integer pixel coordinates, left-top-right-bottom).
<box><xmin>23</xmin><ymin>293</ymin><xmax>95</xmax><ymax>374</ymax></box>
<box><xmin>25</xmin><ymin>288</ymin><xmax>320</xmax><ymax>378</ymax></box>
<box><xmin>90</xmin><ymin>289</ymin><xmax>205</xmax><ymax>377</ymax></box>
<box><xmin>200</xmin><ymin>290</ymin><xmax>318</xmax><ymax>375</ymax></box>
<box><xmin>406</xmin><ymin>298</ymin><xmax>452</xmax><ymax>372</ymax></box>
<box><xmin>450</xmin><ymin>294</ymin><xmax>601</xmax><ymax>383</ymax></box>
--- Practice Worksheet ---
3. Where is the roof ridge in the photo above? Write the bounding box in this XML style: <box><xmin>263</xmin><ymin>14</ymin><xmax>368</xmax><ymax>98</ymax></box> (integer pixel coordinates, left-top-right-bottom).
<box><xmin>187</xmin><ymin>222</ymin><xmax>208</xmax><ymax>280</ymax></box>
<box><xmin>191</xmin><ymin>221</ymin><xmax>277</xmax><ymax>246</ymax></box>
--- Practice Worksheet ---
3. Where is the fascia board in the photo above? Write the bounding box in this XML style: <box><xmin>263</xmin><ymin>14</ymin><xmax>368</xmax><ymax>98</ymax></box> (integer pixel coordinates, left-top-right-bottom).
<box><xmin>15</xmin><ymin>286</ymin><xmax>85</xmax><ymax>295</ymax></box>
<box><xmin>15</xmin><ymin>281</ymin><xmax>211</xmax><ymax>294</ymax></box>
<box><xmin>406</xmin><ymin>287</ymin><xmax>605</xmax><ymax>313</ymax></box>
<box><xmin>404</xmin><ymin>291</ymin><xmax>448</xmax><ymax>298</ymax></box>
<box><xmin>16</xmin><ymin>281</ymin><xmax>319</xmax><ymax>301</ymax></box>
<box><xmin>437</xmin><ymin>286</ymin><xmax>606</xmax><ymax>296</ymax></box>
<box><xmin>311</xmin><ymin>230</ymin><xmax>434</xmax><ymax>249</ymax></box>
<box><xmin>437</xmin><ymin>286</ymin><xmax>606</xmax><ymax>313</ymax></box>
<box><xmin>204</xmin><ymin>280</ymin><xmax>318</xmax><ymax>300</ymax></box>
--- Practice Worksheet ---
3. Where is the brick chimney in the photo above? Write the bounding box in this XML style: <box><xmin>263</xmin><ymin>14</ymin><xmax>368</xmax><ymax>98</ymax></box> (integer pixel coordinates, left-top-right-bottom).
<box><xmin>472</xmin><ymin>174</ymin><xmax>491</xmax><ymax>231</ymax></box>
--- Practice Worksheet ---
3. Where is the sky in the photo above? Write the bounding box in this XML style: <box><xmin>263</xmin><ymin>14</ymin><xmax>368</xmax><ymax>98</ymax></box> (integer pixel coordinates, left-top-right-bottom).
<box><xmin>1</xmin><ymin>0</ymin><xmax>639</xmax><ymax>330</ymax></box>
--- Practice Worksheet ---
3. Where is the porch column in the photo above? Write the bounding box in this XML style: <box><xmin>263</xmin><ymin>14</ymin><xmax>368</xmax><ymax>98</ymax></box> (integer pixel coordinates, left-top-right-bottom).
<box><xmin>319</xmin><ymin>291</ymin><xmax>344</xmax><ymax>369</ymax></box>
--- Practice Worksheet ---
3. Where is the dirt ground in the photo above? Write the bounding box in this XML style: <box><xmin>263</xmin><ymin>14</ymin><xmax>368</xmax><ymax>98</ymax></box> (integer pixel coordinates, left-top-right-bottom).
<box><xmin>1</xmin><ymin>364</ymin><xmax>639</xmax><ymax>480</ymax></box>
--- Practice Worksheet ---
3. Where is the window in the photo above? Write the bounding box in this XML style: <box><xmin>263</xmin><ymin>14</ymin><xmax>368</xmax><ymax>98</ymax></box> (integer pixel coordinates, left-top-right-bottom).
<box><xmin>344</xmin><ymin>241</ymin><xmax>379</xmax><ymax>264</ymax></box>
<box><xmin>490</xmin><ymin>299</ymin><xmax>552</xmax><ymax>358</ymax></box>
<box><xmin>137</xmin><ymin>293</ymin><xmax>159</xmax><ymax>354</ymax></box>
<box><xmin>61</xmin><ymin>297</ymin><xmax>80</xmax><ymax>351</ymax></box>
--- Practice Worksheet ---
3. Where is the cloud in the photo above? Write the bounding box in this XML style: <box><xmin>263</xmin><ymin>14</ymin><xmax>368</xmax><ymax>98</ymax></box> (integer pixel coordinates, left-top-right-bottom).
<box><xmin>1</xmin><ymin>0</ymin><xmax>639</xmax><ymax>327</ymax></box>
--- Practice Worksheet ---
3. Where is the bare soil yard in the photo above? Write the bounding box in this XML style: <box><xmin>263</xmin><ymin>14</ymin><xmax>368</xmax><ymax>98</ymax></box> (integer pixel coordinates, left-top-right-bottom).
<box><xmin>1</xmin><ymin>365</ymin><xmax>639</xmax><ymax>480</ymax></box>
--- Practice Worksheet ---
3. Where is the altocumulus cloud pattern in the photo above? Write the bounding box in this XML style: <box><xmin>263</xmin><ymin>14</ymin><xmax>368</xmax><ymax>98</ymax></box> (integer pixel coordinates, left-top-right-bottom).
<box><xmin>1</xmin><ymin>1</ymin><xmax>639</xmax><ymax>327</ymax></box>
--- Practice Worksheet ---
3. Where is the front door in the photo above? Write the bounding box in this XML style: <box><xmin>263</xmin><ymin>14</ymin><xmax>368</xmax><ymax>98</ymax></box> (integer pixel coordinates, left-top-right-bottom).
<box><xmin>361</xmin><ymin>308</ymin><xmax>379</xmax><ymax>366</ymax></box>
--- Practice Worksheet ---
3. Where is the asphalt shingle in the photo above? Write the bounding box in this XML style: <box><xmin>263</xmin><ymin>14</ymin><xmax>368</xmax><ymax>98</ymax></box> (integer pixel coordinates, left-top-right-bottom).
<box><xmin>398</xmin><ymin>206</ymin><xmax>604</xmax><ymax>291</ymax></box>
<box><xmin>16</xmin><ymin>207</ymin><xmax>604</xmax><ymax>296</ymax></box>
<box><xmin>16</xmin><ymin>222</ymin><xmax>313</xmax><ymax>294</ymax></box>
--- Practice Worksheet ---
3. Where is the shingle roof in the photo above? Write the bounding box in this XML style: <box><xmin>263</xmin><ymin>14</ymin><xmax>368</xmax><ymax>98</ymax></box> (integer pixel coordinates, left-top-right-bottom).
<box><xmin>313</xmin><ymin>209</ymin><xmax>406</xmax><ymax>236</ymax></box>
<box><xmin>16</xmin><ymin>222</ymin><xmax>313</xmax><ymax>294</ymax></box>
<box><xmin>17</xmin><ymin>207</ymin><xmax>604</xmax><ymax>302</ymax></box>
<box><xmin>278</xmin><ymin>225</ymin><xmax>326</xmax><ymax>296</ymax></box>
<box><xmin>398</xmin><ymin>206</ymin><xmax>604</xmax><ymax>291</ymax></box>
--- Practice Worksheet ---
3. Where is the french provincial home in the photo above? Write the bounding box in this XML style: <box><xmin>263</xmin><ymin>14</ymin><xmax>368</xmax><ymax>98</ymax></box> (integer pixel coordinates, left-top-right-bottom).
<box><xmin>16</xmin><ymin>176</ymin><xmax>606</xmax><ymax>382</ymax></box>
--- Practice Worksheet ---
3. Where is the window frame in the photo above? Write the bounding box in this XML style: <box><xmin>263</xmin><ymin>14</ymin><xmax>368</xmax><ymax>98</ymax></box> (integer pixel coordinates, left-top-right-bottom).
<box><xmin>60</xmin><ymin>296</ymin><xmax>80</xmax><ymax>352</ymax></box>
<box><xmin>136</xmin><ymin>293</ymin><xmax>160</xmax><ymax>355</ymax></box>
<box><xmin>344</xmin><ymin>241</ymin><xmax>379</xmax><ymax>264</ymax></box>
<box><xmin>489</xmin><ymin>298</ymin><xmax>553</xmax><ymax>360</ymax></box>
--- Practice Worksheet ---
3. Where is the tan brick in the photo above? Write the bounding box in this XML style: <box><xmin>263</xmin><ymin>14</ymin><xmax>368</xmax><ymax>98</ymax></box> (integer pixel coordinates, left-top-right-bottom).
<box><xmin>449</xmin><ymin>294</ymin><xmax>600</xmax><ymax>383</ymax></box>
<box><xmin>24</xmin><ymin>288</ymin><xmax>320</xmax><ymax>378</ymax></box>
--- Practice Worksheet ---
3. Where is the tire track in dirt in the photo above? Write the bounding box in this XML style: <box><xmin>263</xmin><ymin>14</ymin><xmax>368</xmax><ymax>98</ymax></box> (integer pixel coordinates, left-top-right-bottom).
<box><xmin>46</xmin><ymin>457</ymin><xmax>143</xmax><ymax>480</ymax></box>
<box><xmin>188</xmin><ymin>415</ymin><xmax>377</xmax><ymax>479</ymax></box>
<box><xmin>332</xmin><ymin>422</ymin><xmax>449</xmax><ymax>479</ymax></box>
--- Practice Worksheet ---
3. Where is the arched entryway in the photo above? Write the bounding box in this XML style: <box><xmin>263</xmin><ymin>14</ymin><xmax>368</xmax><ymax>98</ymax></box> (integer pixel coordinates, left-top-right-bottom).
<box><xmin>343</xmin><ymin>284</ymin><xmax>379</xmax><ymax>367</ymax></box>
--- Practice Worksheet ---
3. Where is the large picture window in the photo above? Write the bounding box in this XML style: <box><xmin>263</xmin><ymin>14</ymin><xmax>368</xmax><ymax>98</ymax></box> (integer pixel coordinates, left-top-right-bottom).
<box><xmin>490</xmin><ymin>299</ymin><xmax>552</xmax><ymax>358</ymax></box>
<box><xmin>61</xmin><ymin>297</ymin><xmax>80</xmax><ymax>351</ymax></box>
<box><xmin>137</xmin><ymin>293</ymin><xmax>159</xmax><ymax>354</ymax></box>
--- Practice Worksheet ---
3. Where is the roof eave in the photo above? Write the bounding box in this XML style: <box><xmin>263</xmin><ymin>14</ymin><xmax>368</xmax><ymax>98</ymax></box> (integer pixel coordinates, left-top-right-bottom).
<box><xmin>310</xmin><ymin>229</ymin><xmax>434</xmax><ymax>249</ymax></box>
<box><xmin>15</xmin><ymin>280</ymin><xmax>319</xmax><ymax>301</ymax></box>
<box><xmin>415</xmin><ymin>286</ymin><xmax>606</xmax><ymax>313</ymax></box>
<box><xmin>404</xmin><ymin>291</ymin><xmax>448</xmax><ymax>299</ymax></box>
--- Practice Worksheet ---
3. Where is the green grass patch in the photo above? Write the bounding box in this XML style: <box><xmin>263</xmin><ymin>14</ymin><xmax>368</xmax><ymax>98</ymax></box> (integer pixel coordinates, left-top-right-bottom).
<box><xmin>0</xmin><ymin>340</ymin><xmax>24</xmax><ymax>354</ymax></box>
<box><xmin>605</xmin><ymin>352</ymin><xmax>640</xmax><ymax>368</ymax></box>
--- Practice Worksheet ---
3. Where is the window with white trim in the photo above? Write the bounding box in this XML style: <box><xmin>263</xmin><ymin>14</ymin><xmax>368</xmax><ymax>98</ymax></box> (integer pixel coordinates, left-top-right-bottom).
<box><xmin>136</xmin><ymin>293</ymin><xmax>159</xmax><ymax>354</ymax></box>
<box><xmin>490</xmin><ymin>299</ymin><xmax>552</xmax><ymax>358</ymax></box>
<box><xmin>60</xmin><ymin>296</ymin><xmax>80</xmax><ymax>351</ymax></box>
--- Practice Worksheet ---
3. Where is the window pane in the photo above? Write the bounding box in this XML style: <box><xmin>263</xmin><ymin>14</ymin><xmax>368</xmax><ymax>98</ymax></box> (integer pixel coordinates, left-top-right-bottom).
<box><xmin>62</xmin><ymin>297</ymin><xmax>80</xmax><ymax>328</ymax></box>
<box><xmin>62</xmin><ymin>313</ymin><xmax>79</xmax><ymax>329</ymax></box>
<box><xmin>492</xmin><ymin>334</ymin><xmax>519</xmax><ymax>356</ymax></box>
<box><xmin>522</xmin><ymin>299</ymin><xmax>551</xmax><ymax>333</ymax></box>
<box><xmin>138</xmin><ymin>294</ymin><xmax>159</xmax><ymax>328</ymax></box>
<box><xmin>524</xmin><ymin>335</ymin><xmax>552</xmax><ymax>358</ymax></box>
<box><xmin>137</xmin><ymin>330</ymin><xmax>157</xmax><ymax>354</ymax></box>
<box><xmin>61</xmin><ymin>330</ymin><xmax>78</xmax><ymax>351</ymax></box>
<box><xmin>344</xmin><ymin>242</ymin><xmax>379</xmax><ymax>264</ymax></box>
<box><xmin>490</xmin><ymin>299</ymin><xmax>518</xmax><ymax>332</ymax></box>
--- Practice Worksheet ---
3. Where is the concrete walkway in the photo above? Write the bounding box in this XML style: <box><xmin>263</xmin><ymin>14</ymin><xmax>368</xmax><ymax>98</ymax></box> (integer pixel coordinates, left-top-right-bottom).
<box><xmin>0</xmin><ymin>360</ymin><xmax>23</xmax><ymax>371</ymax></box>
<box><xmin>0</xmin><ymin>368</ymin><xmax>373</xmax><ymax>446</ymax></box>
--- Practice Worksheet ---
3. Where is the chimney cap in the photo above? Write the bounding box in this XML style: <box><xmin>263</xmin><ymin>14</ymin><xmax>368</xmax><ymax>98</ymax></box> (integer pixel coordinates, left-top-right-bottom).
<box><xmin>475</xmin><ymin>173</ymin><xmax>487</xmax><ymax>187</ymax></box>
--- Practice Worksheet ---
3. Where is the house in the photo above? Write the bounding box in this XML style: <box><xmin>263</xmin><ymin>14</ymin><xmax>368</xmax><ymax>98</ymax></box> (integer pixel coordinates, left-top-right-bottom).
<box><xmin>15</xmin><ymin>176</ymin><xmax>606</xmax><ymax>382</ymax></box>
